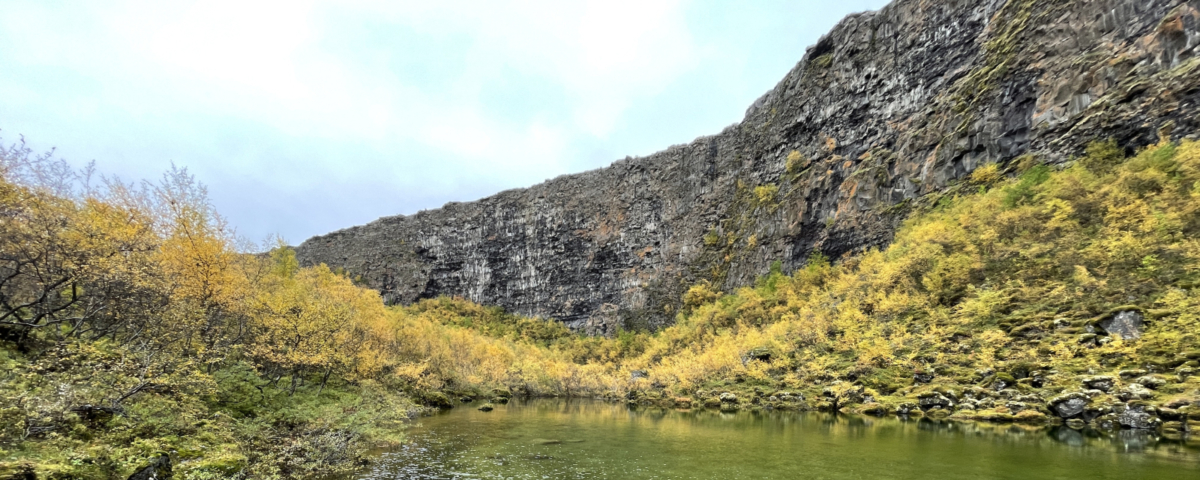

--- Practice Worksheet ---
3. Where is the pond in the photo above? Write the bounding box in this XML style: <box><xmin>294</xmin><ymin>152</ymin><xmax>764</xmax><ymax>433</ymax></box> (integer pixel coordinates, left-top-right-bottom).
<box><xmin>342</xmin><ymin>398</ymin><xmax>1200</xmax><ymax>479</ymax></box>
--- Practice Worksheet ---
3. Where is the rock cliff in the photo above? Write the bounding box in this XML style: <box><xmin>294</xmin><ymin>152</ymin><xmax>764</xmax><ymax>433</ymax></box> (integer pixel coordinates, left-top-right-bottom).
<box><xmin>297</xmin><ymin>0</ymin><xmax>1200</xmax><ymax>334</ymax></box>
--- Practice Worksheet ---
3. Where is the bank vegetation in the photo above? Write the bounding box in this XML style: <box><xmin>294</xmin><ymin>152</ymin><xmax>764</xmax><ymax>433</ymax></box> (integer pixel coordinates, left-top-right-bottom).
<box><xmin>3</xmin><ymin>136</ymin><xmax>1199</xmax><ymax>478</ymax></box>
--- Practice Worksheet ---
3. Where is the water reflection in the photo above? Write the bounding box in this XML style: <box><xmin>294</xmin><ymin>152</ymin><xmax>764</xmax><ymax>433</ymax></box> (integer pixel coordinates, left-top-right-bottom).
<box><xmin>344</xmin><ymin>399</ymin><xmax>1200</xmax><ymax>480</ymax></box>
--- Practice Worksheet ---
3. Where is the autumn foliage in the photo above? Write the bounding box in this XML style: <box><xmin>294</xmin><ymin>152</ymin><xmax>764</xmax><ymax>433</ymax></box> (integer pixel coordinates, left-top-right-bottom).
<box><xmin>0</xmin><ymin>140</ymin><xmax>612</xmax><ymax>479</ymax></box>
<box><xmin>619</xmin><ymin>139</ymin><xmax>1200</xmax><ymax>413</ymax></box>
<box><xmin>4</xmin><ymin>136</ymin><xmax>1200</xmax><ymax>478</ymax></box>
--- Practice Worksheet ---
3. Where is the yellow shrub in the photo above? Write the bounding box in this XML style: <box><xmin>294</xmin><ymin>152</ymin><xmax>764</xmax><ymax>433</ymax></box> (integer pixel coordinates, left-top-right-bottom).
<box><xmin>753</xmin><ymin>184</ymin><xmax>779</xmax><ymax>206</ymax></box>
<box><xmin>970</xmin><ymin>163</ymin><xmax>1001</xmax><ymax>184</ymax></box>
<box><xmin>786</xmin><ymin>150</ymin><xmax>807</xmax><ymax>174</ymax></box>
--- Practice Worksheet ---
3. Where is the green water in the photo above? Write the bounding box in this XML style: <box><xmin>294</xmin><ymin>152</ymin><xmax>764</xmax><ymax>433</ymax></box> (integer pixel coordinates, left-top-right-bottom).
<box><xmin>346</xmin><ymin>399</ymin><xmax>1199</xmax><ymax>479</ymax></box>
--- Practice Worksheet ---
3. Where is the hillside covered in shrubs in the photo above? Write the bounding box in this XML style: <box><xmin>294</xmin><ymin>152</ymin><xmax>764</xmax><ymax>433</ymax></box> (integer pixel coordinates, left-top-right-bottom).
<box><xmin>0</xmin><ymin>140</ymin><xmax>611</xmax><ymax>479</ymax></box>
<box><xmin>619</xmin><ymin>139</ymin><xmax>1200</xmax><ymax>428</ymax></box>
<box><xmin>3</xmin><ymin>136</ymin><xmax>1200</xmax><ymax>479</ymax></box>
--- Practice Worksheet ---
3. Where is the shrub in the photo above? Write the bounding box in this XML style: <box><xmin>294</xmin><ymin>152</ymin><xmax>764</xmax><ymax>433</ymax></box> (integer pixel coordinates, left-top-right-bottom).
<box><xmin>753</xmin><ymin>184</ymin><xmax>779</xmax><ymax>206</ymax></box>
<box><xmin>970</xmin><ymin>163</ymin><xmax>1001</xmax><ymax>185</ymax></box>
<box><xmin>785</xmin><ymin>150</ymin><xmax>808</xmax><ymax>175</ymax></box>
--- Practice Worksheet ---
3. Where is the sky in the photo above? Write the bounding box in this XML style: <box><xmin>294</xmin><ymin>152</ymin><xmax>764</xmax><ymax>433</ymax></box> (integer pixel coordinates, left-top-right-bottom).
<box><xmin>0</xmin><ymin>0</ymin><xmax>890</xmax><ymax>244</ymax></box>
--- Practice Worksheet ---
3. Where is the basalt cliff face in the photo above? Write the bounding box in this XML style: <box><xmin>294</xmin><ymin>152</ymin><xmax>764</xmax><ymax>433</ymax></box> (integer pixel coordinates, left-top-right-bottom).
<box><xmin>297</xmin><ymin>0</ymin><xmax>1200</xmax><ymax>334</ymax></box>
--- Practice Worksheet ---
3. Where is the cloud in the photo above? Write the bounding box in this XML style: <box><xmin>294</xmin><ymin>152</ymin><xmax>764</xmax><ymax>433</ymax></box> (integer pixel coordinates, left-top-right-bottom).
<box><xmin>312</xmin><ymin>0</ymin><xmax>699</xmax><ymax>161</ymax></box>
<box><xmin>0</xmin><ymin>0</ymin><xmax>888</xmax><ymax>243</ymax></box>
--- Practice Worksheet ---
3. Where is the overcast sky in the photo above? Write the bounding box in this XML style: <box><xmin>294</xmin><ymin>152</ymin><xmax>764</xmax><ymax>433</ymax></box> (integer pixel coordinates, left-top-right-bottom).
<box><xmin>0</xmin><ymin>0</ymin><xmax>889</xmax><ymax>243</ymax></box>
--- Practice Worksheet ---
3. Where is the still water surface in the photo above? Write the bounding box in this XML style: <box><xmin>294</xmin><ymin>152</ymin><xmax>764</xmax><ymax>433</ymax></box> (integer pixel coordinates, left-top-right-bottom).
<box><xmin>345</xmin><ymin>399</ymin><xmax>1199</xmax><ymax>479</ymax></box>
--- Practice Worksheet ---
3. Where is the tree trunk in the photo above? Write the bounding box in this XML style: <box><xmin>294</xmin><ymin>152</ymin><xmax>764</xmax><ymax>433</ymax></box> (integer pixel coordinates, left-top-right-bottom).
<box><xmin>318</xmin><ymin>367</ymin><xmax>333</xmax><ymax>395</ymax></box>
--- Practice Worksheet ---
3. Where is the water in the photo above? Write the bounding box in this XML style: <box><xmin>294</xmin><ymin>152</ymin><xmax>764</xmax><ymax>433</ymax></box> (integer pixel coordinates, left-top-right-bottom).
<box><xmin>344</xmin><ymin>399</ymin><xmax>1200</xmax><ymax>480</ymax></box>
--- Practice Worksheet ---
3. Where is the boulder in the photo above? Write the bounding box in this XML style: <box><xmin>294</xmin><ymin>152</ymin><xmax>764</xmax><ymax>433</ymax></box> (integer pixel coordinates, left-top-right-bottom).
<box><xmin>1084</xmin><ymin>405</ymin><xmax>1112</xmax><ymax>422</ymax></box>
<box><xmin>917</xmin><ymin>392</ymin><xmax>953</xmax><ymax>411</ymax></box>
<box><xmin>127</xmin><ymin>455</ymin><xmax>171</xmax><ymax>480</ymax></box>
<box><xmin>1117</xmin><ymin>405</ymin><xmax>1162</xmax><ymax>430</ymax></box>
<box><xmin>1157</xmin><ymin>407</ymin><xmax>1184</xmax><ymax>421</ymax></box>
<box><xmin>1081</xmin><ymin>376</ymin><xmax>1116</xmax><ymax>392</ymax></box>
<box><xmin>1133</xmin><ymin>375</ymin><xmax>1167</xmax><ymax>389</ymax></box>
<box><xmin>896</xmin><ymin>402</ymin><xmax>919</xmax><ymax>416</ymax></box>
<box><xmin>1098</xmin><ymin>311</ymin><xmax>1143</xmax><ymax>340</ymax></box>
<box><xmin>1117</xmin><ymin>383</ymin><xmax>1155</xmax><ymax>401</ymax></box>
<box><xmin>913</xmin><ymin>371</ymin><xmax>934</xmax><ymax>384</ymax></box>
<box><xmin>1093</xmin><ymin>413</ymin><xmax>1120</xmax><ymax>430</ymax></box>
<box><xmin>1118</xmin><ymin>369</ymin><xmax>1147</xmax><ymax>379</ymax></box>
<box><xmin>776</xmin><ymin>392</ymin><xmax>803</xmax><ymax>402</ymax></box>
<box><xmin>1176</xmin><ymin>366</ymin><xmax>1195</xmax><ymax>382</ymax></box>
<box><xmin>991</xmin><ymin>373</ymin><xmax>1016</xmax><ymax>391</ymax></box>
<box><xmin>1049</xmin><ymin>393</ymin><xmax>1090</xmax><ymax>418</ymax></box>
<box><xmin>718</xmin><ymin>392</ymin><xmax>738</xmax><ymax>404</ymax></box>
<box><xmin>478</xmin><ymin>403</ymin><xmax>495</xmax><ymax>412</ymax></box>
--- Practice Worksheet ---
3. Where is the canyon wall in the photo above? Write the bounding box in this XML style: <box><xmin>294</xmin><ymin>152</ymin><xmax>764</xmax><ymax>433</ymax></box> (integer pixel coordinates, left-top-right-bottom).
<box><xmin>297</xmin><ymin>0</ymin><xmax>1200</xmax><ymax>333</ymax></box>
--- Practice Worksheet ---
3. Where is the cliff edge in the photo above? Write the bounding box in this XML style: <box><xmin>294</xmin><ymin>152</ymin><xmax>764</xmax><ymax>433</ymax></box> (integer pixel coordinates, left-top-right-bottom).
<box><xmin>297</xmin><ymin>0</ymin><xmax>1200</xmax><ymax>334</ymax></box>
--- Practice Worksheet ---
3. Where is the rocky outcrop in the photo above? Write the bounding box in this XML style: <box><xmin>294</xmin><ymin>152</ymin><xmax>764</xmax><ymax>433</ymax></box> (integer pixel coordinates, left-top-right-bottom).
<box><xmin>297</xmin><ymin>0</ymin><xmax>1200</xmax><ymax>334</ymax></box>
<box><xmin>1083</xmin><ymin>375</ymin><xmax>1117</xmax><ymax>393</ymax></box>
<box><xmin>1100</xmin><ymin>310</ymin><xmax>1145</xmax><ymax>339</ymax></box>
<box><xmin>1049</xmin><ymin>392</ymin><xmax>1090</xmax><ymax>418</ymax></box>
<box><xmin>126</xmin><ymin>456</ymin><xmax>171</xmax><ymax>480</ymax></box>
